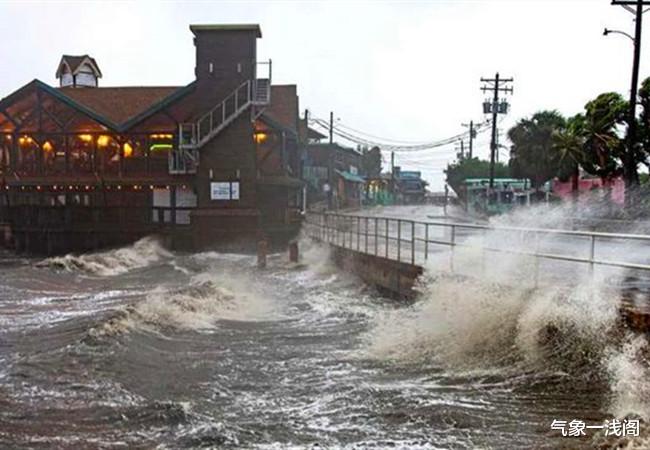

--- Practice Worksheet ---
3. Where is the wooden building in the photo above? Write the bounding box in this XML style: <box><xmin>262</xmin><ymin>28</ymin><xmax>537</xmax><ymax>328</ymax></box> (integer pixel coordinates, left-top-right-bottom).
<box><xmin>302</xmin><ymin>142</ymin><xmax>364</xmax><ymax>209</ymax></box>
<box><xmin>0</xmin><ymin>24</ymin><xmax>304</xmax><ymax>254</ymax></box>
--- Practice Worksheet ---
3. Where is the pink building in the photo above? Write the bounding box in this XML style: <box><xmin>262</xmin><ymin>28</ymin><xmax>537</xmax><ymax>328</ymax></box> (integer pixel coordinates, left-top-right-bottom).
<box><xmin>552</xmin><ymin>176</ymin><xmax>625</xmax><ymax>205</ymax></box>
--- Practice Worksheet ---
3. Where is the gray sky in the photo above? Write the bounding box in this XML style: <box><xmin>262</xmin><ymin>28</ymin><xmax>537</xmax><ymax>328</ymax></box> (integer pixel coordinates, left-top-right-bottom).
<box><xmin>2</xmin><ymin>0</ymin><xmax>649</xmax><ymax>190</ymax></box>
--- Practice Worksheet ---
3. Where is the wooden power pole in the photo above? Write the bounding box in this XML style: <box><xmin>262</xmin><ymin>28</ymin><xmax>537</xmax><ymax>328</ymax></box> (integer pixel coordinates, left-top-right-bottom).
<box><xmin>610</xmin><ymin>0</ymin><xmax>650</xmax><ymax>190</ymax></box>
<box><xmin>481</xmin><ymin>73</ymin><xmax>513</xmax><ymax>189</ymax></box>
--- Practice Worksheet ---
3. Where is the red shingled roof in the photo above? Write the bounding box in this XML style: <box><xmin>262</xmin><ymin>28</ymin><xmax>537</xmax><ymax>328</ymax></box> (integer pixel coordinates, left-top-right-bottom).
<box><xmin>57</xmin><ymin>86</ymin><xmax>182</xmax><ymax>125</ymax></box>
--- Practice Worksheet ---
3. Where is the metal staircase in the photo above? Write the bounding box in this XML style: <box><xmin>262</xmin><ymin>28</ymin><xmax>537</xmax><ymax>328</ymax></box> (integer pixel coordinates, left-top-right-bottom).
<box><xmin>170</xmin><ymin>75</ymin><xmax>271</xmax><ymax>174</ymax></box>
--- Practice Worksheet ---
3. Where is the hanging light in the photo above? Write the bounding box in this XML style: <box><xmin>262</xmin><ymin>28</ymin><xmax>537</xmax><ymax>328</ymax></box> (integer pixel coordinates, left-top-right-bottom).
<box><xmin>42</xmin><ymin>141</ymin><xmax>54</xmax><ymax>152</ymax></box>
<box><xmin>253</xmin><ymin>131</ymin><xmax>268</xmax><ymax>144</ymax></box>
<box><xmin>79</xmin><ymin>134</ymin><xmax>93</xmax><ymax>142</ymax></box>
<box><xmin>19</xmin><ymin>135</ymin><xmax>33</xmax><ymax>146</ymax></box>
<box><xmin>123</xmin><ymin>142</ymin><xmax>134</xmax><ymax>158</ymax></box>
<box><xmin>97</xmin><ymin>135</ymin><xmax>110</xmax><ymax>147</ymax></box>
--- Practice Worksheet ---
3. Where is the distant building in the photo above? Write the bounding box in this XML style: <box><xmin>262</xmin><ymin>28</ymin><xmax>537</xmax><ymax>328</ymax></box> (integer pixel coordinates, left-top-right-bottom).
<box><xmin>393</xmin><ymin>167</ymin><xmax>427</xmax><ymax>204</ymax></box>
<box><xmin>552</xmin><ymin>176</ymin><xmax>625</xmax><ymax>205</ymax></box>
<box><xmin>0</xmin><ymin>24</ymin><xmax>305</xmax><ymax>253</ymax></box>
<box><xmin>302</xmin><ymin>142</ymin><xmax>364</xmax><ymax>209</ymax></box>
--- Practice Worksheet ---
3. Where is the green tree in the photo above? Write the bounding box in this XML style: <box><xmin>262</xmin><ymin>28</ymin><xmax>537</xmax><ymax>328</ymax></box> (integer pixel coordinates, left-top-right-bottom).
<box><xmin>445</xmin><ymin>157</ymin><xmax>510</xmax><ymax>199</ymax></box>
<box><xmin>508</xmin><ymin>110</ymin><xmax>567</xmax><ymax>188</ymax></box>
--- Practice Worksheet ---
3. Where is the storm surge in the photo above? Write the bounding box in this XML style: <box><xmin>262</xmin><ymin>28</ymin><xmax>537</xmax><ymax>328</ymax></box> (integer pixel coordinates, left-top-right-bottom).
<box><xmin>37</xmin><ymin>236</ymin><xmax>172</xmax><ymax>276</ymax></box>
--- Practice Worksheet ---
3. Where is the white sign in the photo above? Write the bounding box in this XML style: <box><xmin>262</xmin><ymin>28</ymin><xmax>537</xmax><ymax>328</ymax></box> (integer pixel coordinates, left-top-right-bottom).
<box><xmin>210</xmin><ymin>181</ymin><xmax>240</xmax><ymax>200</ymax></box>
<box><xmin>231</xmin><ymin>182</ymin><xmax>240</xmax><ymax>200</ymax></box>
<box><xmin>211</xmin><ymin>182</ymin><xmax>231</xmax><ymax>200</ymax></box>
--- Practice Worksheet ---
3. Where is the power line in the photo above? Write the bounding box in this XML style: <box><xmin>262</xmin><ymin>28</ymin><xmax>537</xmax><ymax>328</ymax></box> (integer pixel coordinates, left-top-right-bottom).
<box><xmin>309</xmin><ymin>116</ymin><xmax>491</xmax><ymax>152</ymax></box>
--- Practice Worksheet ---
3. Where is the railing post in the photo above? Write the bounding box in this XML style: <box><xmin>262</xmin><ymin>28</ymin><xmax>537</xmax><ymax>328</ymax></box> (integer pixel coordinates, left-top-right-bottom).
<box><xmin>449</xmin><ymin>224</ymin><xmax>456</xmax><ymax>272</ymax></box>
<box><xmin>348</xmin><ymin>216</ymin><xmax>354</xmax><ymax>250</ymax></box>
<box><xmin>411</xmin><ymin>221</ymin><xmax>415</xmax><ymax>265</ymax></box>
<box><xmin>534</xmin><ymin>234</ymin><xmax>540</xmax><ymax>288</ymax></box>
<box><xmin>397</xmin><ymin>219</ymin><xmax>402</xmax><ymax>262</ymax></box>
<box><xmin>589</xmin><ymin>234</ymin><xmax>596</xmax><ymax>276</ymax></box>
<box><xmin>425</xmin><ymin>223</ymin><xmax>429</xmax><ymax>261</ymax></box>
<box><xmin>374</xmin><ymin>217</ymin><xmax>379</xmax><ymax>256</ymax></box>
<box><xmin>365</xmin><ymin>217</ymin><xmax>369</xmax><ymax>254</ymax></box>
<box><xmin>385</xmin><ymin>218</ymin><xmax>389</xmax><ymax>259</ymax></box>
<box><xmin>357</xmin><ymin>216</ymin><xmax>360</xmax><ymax>251</ymax></box>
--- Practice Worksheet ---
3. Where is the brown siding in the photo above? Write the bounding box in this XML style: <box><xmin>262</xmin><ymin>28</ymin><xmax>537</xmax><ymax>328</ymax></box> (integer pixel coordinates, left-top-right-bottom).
<box><xmin>195</xmin><ymin>111</ymin><xmax>256</xmax><ymax>208</ymax></box>
<box><xmin>193</xmin><ymin>29</ymin><xmax>258</xmax><ymax>113</ymax></box>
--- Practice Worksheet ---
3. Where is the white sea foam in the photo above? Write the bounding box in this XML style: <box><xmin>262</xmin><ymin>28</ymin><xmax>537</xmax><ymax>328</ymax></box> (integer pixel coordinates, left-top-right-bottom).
<box><xmin>92</xmin><ymin>270</ymin><xmax>281</xmax><ymax>335</ymax></box>
<box><xmin>38</xmin><ymin>236</ymin><xmax>171</xmax><ymax>276</ymax></box>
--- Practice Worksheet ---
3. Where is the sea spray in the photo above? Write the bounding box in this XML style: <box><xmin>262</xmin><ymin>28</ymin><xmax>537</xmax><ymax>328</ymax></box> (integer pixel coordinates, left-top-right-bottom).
<box><xmin>361</xmin><ymin>201</ymin><xmax>650</xmax><ymax>425</ymax></box>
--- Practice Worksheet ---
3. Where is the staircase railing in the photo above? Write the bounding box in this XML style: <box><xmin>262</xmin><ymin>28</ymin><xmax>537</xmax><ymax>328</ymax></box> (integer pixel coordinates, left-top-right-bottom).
<box><xmin>172</xmin><ymin>73</ymin><xmax>272</xmax><ymax>174</ymax></box>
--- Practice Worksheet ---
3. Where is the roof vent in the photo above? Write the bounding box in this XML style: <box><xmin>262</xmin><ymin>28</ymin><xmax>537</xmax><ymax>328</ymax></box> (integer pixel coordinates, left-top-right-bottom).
<box><xmin>56</xmin><ymin>55</ymin><xmax>102</xmax><ymax>88</ymax></box>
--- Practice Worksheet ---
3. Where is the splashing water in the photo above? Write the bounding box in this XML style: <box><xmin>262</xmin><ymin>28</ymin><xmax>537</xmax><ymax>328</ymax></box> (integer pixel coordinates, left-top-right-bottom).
<box><xmin>37</xmin><ymin>236</ymin><xmax>172</xmax><ymax>276</ymax></box>
<box><xmin>362</xmin><ymin>202</ymin><xmax>650</xmax><ymax>425</ymax></box>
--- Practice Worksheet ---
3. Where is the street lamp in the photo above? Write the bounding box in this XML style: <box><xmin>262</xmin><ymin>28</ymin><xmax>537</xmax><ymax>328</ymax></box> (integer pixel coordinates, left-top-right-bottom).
<box><xmin>603</xmin><ymin>27</ymin><xmax>634</xmax><ymax>41</ymax></box>
<box><xmin>604</xmin><ymin>0</ymin><xmax>650</xmax><ymax>192</ymax></box>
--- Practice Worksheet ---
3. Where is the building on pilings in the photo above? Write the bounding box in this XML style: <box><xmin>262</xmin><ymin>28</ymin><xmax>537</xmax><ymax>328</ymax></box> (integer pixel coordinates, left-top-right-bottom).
<box><xmin>0</xmin><ymin>24</ymin><xmax>306</xmax><ymax>254</ymax></box>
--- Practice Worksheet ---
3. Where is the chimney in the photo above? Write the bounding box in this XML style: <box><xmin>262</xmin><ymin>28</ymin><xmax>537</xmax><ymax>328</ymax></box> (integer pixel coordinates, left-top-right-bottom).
<box><xmin>189</xmin><ymin>24</ymin><xmax>261</xmax><ymax>111</ymax></box>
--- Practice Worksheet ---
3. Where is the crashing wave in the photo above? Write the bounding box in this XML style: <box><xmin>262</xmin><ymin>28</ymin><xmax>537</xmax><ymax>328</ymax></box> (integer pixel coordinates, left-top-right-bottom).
<box><xmin>88</xmin><ymin>271</ymin><xmax>279</xmax><ymax>336</ymax></box>
<box><xmin>37</xmin><ymin>236</ymin><xmax>171</xmax><ymax>276</ymax></box>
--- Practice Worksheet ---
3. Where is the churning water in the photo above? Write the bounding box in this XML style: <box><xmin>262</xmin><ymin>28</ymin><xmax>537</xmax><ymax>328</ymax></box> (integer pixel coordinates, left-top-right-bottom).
<box><xmin>1</xmin><ymin>205</ymin><xmax>650</xmax><ymax>449</ymax></box>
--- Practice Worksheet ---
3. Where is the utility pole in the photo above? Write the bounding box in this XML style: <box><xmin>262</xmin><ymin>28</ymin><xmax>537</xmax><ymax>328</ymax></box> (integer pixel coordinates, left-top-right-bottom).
<box><xmin>328</xmin><ymin>111</ymin><xmax>334</xmax><ymax>209</ymax></box>
<box><xmin>455</xmin><ymin>139</ymin><xmax>465</xmax><ymax>159</ymax></box>
<box><xmin>610</xmin><ymin>0</ymin><xmax>650</xmax><ymax>190</ymax></box>
<box><xmin>329</xmin><ymin>111</ymin><xmax>334</xmax><ymax>144</ymax></box>
<box><xmin>461</xmin><ymin>120</ymin><xmax>475</xmax><ymax>159</ymax></box>
<box><xmin>481</xmin><ymin>73</ymin><xmax>513</xmax><ymax>188</ymax></box>
<box><xmin>390</xmin><ymin>151</ymin><xmax>395</xmax><ymax>195</ymax></box>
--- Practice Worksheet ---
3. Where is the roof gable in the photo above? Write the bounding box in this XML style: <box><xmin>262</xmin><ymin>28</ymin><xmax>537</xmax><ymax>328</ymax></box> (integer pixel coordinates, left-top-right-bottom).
<box><xmin>0</xmin><ymin>79</ymin><xmax>194</xmax><ymax>132</ymax></box>
<box><xmin>55</xmin><ymin>55</ymin><xmax>102</xmax><ymax>79</ymax></box>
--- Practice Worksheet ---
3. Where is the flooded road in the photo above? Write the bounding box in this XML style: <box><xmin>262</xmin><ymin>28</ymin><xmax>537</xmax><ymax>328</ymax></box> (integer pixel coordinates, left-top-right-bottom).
<box><xmin>1</xmin><ymin>206</ymin><xmax>650</xmax><ymax>448</ymax></box>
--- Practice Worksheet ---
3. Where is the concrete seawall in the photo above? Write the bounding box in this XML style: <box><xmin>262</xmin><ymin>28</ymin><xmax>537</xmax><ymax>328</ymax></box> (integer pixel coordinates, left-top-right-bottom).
<box><xmin>329</xmin><ymin>244</ymin><xmax>423</xmax><ymax>299</ymax></box>
<box><xmin>326</xmin><ymin>242</ymin><xmax>650</xmax><ymax>334</ymax></box>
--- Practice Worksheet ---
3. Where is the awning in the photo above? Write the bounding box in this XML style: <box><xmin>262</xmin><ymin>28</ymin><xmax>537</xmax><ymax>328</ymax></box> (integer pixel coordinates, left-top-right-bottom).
<box><xmin>335</xmin><ymin>170</ymin><xmax>365</xmax><ymax>183</ymax></box>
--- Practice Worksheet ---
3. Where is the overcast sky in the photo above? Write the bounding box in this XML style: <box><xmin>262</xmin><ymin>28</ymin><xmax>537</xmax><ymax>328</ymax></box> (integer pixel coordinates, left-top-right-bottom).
<box><xmin>2</xmin><ymin>0</ymin><xmax>649</xmax><ymax>190</ymax></box>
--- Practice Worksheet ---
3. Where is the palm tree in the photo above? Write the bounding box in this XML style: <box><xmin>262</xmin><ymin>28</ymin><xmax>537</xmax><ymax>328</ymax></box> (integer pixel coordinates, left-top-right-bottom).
<box><xmin>580</xmin><ymin>92</ymin><xmax>627</xmax><ymax>183</ymax></box>
<box><xmin>553</xmin><ymin>114</ymin><xmax>586</xmax><ymax>199</ymax></box>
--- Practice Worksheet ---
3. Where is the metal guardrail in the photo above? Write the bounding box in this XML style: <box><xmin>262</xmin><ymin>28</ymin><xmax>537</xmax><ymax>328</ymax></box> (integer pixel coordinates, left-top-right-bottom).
<box><xmin>304</xmin><ymin>212</ymin><xmax>650</xmax><ymax>274</ymax></box>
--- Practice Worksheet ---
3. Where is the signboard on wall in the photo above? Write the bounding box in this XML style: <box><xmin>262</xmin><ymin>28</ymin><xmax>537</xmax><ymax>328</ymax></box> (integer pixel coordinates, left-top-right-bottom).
<box><xmin>210</xmin><ymin>182</ymin><xmax>240</xmax><ymax>200</ymax></box>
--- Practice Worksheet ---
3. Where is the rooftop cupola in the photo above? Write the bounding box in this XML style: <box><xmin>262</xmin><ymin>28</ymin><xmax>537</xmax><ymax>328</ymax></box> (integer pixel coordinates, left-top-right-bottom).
<box><xmin>55</xmin><ymin>55</ymin><xmax>102</xmax><ymax>88</ymax></box>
